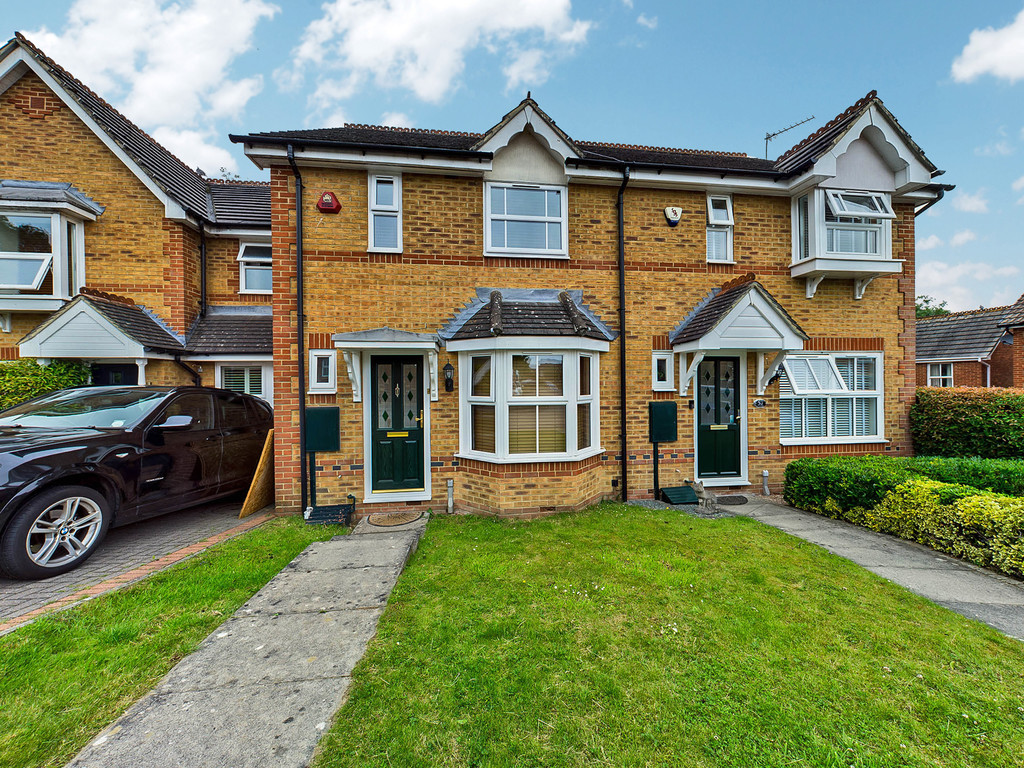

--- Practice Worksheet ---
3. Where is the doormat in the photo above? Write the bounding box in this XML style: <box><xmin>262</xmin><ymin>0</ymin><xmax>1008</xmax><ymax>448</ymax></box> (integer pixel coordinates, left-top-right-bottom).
<box><xmin>367</xmin><ymin>511</ymin><xmax>424</xmax><ymax>527</ymax></box>
<box><xmin>715</xmin><ymin>495</ymin><xmax>748</xmax><ymax>506</ymax></box>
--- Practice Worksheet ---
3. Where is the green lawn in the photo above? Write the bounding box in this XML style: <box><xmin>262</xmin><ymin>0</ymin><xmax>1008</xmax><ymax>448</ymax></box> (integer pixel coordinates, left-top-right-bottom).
<box><xmin>0</xmin><ymin>516</ymin><xmax>345</xmax><ymax>768</ymax></box>
<box><xmin>313</xmin><ymin>504</ymin><xmax>1024</xmax><ymax>768</ymax></box>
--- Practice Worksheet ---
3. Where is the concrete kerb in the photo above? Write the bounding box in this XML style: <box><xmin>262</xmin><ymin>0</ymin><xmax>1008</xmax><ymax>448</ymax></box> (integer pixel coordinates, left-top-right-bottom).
<box><xmin>66</xmin><ymin>517</ymin><xmax>427</xmax><ymax>768</ymax></box>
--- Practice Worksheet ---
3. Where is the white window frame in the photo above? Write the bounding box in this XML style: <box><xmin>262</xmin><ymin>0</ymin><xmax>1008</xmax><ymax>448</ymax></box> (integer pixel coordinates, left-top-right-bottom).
<box><xmin>308</xmin><ymin>349</ymin><xmax>337</xmax><ymax>394</ymax></box>
<box><xmin>0</xmin><ymin>209</ymin><xmax>85</xmax><ymax>297</ymax></box>
<box><xmin>457</xmin><ymin>348</ymin><xmax>601</xmax><ymax>462</ymax></box>
<box><xmin>779</xmin><ymin>352</ymin><xmax>885</xmax><ymax>445</ymax></box>
<box><xmin>368</xmin><ymin>173</ymin><xmax>402</xmax><ymax>253</ymax></box>
<box><xmin>484</xmin><ymin>182</ymin><xmax>568</xmax><ymax>259</ymax></box>
<box><xmin>237</xmin><ymin>242</ymin><xmax>272</xmax><ymax>295</ymax></box>
<box><xmin>792</xmin><ymin>189</ymin><xmax>893</xmax><ymax>263</ymax></box>
<box><xmin>216</xmin><ymin>362</ymin><xmax>273</xmax><ymax>405</ymax></box>
<box><xmin>927</xmin><ymin>363</ymin><xmax>953</xmax><ymax>387</ymax></box>
<box><xmin>706</xmin><ymin>194</ymin><xmax>734</xmax><ymax>263</ymax></box>
<box><xmin>652</xmin><ymin>351</ymin><xmax>675</xmax><ymax>391</ymax></box>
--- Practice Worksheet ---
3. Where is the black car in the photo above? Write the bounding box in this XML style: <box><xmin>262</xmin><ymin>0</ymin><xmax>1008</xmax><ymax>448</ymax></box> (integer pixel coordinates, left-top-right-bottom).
<box><xmin>0</xmin><ymin>386</ymin><xmax>273</xmax><ymax>580</ymax></box>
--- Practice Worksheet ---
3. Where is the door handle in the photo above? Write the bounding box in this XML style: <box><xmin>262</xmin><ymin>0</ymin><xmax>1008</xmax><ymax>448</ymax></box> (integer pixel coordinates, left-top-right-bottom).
<box><xmin>415</xmin><ymin>409</ymin><xmax>424</xmax><ymax>426</ymax></box>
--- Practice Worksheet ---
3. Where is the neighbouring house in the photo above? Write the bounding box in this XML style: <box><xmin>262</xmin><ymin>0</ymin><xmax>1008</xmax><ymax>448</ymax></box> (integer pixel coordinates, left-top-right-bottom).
<box><xmin>916</xmin><ymin>305</ymin><xmax>1016</xmax><ymax>388</ymax></box>
<box><xmin>230</xmin><ymin>88</ymin><xmax>951</xmax><ymax>516</ymax></box>
<box><xmin>0</xmin><ymin>33</ymin><xmax>272</xmax><ymax>397</ymax></box>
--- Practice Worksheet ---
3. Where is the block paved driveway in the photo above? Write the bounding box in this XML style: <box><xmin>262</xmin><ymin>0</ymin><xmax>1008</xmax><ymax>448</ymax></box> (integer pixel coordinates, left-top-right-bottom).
<box><xmin>0</xmin><ymin>498</ymin><xmax>270</xmax><ymax>632</ymax></box>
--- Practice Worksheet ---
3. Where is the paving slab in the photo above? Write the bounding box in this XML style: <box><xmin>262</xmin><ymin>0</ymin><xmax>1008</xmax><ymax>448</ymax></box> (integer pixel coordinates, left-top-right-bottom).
<box><xmin>67</xmin><ymin>517</ymin><xmax>427</xmax><ymax>768</ymax></box>
<box><xmin>741</xmin><ymin>496</ymin><xmax>1024</xmax><ymax>641</ymax></box>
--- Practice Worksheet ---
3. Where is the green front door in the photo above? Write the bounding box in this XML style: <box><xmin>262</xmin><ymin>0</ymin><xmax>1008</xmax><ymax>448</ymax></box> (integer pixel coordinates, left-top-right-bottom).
<box><xmin>696</xmin><ymin>356</ymin><xmax>742</xmax><ymax>478</ymax></box>
<box><xmin>371</xmin><ymin>356</ymin><xmax>425</xmax><ymax>492</ymax></box>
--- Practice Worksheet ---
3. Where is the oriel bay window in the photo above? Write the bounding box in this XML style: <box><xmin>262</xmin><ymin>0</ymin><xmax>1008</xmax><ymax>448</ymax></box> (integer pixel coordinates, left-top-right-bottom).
<box><xmin>0</xmin><ymin>211</ymin><xmax>85</xmax><ymax>297</ymax></box>
<box><xmin>779</xmin><ymin>353</ymin><xmax>883</xmax><ymax>443</ymax></box>
<box><xmin>460</xmin><ymin>349</ymin><xmax>599</xmax><ymax>460</ymax></box>
<box><xmin>793</xmin><ymin>189</ymin><xmax>895</xmax><ymax>262</ymax></box>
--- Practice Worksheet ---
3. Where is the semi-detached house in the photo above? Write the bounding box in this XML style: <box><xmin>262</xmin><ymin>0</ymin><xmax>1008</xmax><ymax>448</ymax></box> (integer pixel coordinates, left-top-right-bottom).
<box><xmin>2</xmin><ymin>31</ymin><xmax>952</xmax><ymax>519</ymax></box>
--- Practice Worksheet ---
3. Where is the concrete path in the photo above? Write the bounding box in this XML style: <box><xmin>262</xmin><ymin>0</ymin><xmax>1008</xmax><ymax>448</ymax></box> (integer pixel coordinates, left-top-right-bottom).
<box><xmin>741</xmin><ymin>496</ymin><xmax>1024</xmax><ymax>641</ymax></box>
<box><xmin>66</xmin><ymin>516</ymin><xmax>427</xmax><ymax>768</ymax></box>
<box><xmin>0</xmin><ymin>501</ymin><xmax>276</xmax><ymax>635</ymax></box>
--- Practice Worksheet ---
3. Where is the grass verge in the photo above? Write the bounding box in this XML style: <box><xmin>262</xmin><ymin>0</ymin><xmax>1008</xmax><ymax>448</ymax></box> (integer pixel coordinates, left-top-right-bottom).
<box><xmin>314</xmin><ymin>503</ymin><xmax>1024</xmax><ymax>768</ymax></box>
<box><xmin>0</xmin><ymin>515</ymin><xmax>344</xmax><ymax>768</ymax></box>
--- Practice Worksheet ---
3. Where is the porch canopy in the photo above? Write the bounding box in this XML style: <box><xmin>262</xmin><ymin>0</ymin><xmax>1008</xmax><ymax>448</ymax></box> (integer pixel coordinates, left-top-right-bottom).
<box><xmin>332</xmin><ymin>327</ymin><xmax>440</xmax><ymax>402</ymax></box>
<box><xmin>670</xmin><ymin>273</ymin><xmax>808</xmax><ymax>395</ymax></box>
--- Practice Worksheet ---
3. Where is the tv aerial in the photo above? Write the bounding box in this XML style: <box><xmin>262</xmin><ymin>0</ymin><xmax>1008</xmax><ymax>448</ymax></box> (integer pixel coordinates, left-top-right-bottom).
<box><xmin>765</xmin><ymin>115</ymin><xmax>815</xmax><ymax>159</ymax></box>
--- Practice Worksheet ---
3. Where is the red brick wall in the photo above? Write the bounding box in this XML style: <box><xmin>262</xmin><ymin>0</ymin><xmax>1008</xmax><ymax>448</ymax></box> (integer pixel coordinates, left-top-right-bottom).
<box><xmin>991</xmin><ymin>338</ymin><xmax>1014</xmax><ymax>387</ymax></box>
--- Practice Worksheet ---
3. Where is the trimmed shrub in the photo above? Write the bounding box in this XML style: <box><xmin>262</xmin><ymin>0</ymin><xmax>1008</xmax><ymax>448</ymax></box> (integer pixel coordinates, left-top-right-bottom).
<box><xmin>783</xmin><ymin>456</ymin><xmax>917</xmax><ymax>513</ymax></box>
<box><xmin>898</xmin><ymin>455</ymin><xmax>1024</xmax><ymax>498</ymax></box>
<box><xmin>0</xmin><ymin>359</ymin><xmax>90</xmax><ymax>410</ymax></box>
<box><xmin>911</xmin><ymin>387</ymin><xmax>1024</xmax><ymax>459</ymax></box>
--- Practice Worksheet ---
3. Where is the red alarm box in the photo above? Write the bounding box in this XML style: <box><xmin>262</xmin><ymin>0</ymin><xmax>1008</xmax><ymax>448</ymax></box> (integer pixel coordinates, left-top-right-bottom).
<box><xmin>316</xmin><ymin>191</ymin><xmax>341</xmax><ymax>213</ymax></box>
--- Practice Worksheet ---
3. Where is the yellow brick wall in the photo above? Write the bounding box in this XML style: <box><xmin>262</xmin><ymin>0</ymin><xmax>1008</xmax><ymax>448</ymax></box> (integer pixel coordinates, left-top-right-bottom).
<box><xmin>271</xmin><ymin>168</ymin><xmax>915</xmax><ymax>515</ymax></box>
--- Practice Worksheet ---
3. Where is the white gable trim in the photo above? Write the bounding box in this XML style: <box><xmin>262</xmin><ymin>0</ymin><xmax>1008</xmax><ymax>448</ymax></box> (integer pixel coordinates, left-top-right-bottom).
<box><xmin>0</xmin><ymin>47</ymin><xmax>189</xmax><ymax>220</ymax></box>
<box><xmin>672</xmin><ymin>290</ymin><xmax>806</xmax><ymax>354</ymax></box>
<box><xmin>475</xmin><ymin>104</ymin><xmax>579</xmax><ymax>163</ymax></box>
<box><xmin>20</xmin><ymin>302</ymin><xmax>146</xmax><ymax>360</ymax></box>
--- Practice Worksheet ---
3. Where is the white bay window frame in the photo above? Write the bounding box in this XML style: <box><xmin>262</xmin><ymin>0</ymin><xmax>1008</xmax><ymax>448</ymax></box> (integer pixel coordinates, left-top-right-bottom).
<box><xmin>0</xmin><ymin>209</ymin><xmax>86</xmax><ymax>297</ymax></box>
<box><xmin>368</xmin><ymin>173</ymin><xmax>402</xmax><ymax>253</ymax></box>
<box><xmin>779</xmin><ymin>352</ymin><xmax>885</xmax><ymax>445</ymax></box>
<box><xmin>484</xmin><ymin>182</ymin><xmax>568</xmax><ymax>259</ymax></box>
<box><xmin>793</xmin><ymin>188</ymin><xmax>894</xmax><ymax>263</ymax></box>
<box><xmin>458</xmin><ymin>346</ymin><xmax>601</xmax><ymax>462</ymax></box>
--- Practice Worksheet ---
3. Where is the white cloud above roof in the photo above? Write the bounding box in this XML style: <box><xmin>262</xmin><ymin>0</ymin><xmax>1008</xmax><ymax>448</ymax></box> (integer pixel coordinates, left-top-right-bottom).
<box><xmin>951</xmin><ymin>189</ymin><xmax>989</xmax><ymax>213</ymax></box>
<box><xmin>950</xmin><ymin>229</ymin><xmax>977</xmax><ymax>248</ymax></box>
<box><xmin>277</xmin><ymin>0</ymin><xmax>591</xmax><ymax>117</ymax></box>
<box><xmin>952</xmin><ymin>9</ymin><xmax>1024</xmax><ymax>83</ymax></box>
<box><xmin>918</xmin><ymin>259</ymin><xmax>1020</xmax><ymax>311</ymax></box>
<box><xmin>25</xmin><ymin>0</ymin><xmax>278</xmax><ymax>172</ymax></box>
<box><xmin>917</xmin><ymin>234</ymin><xmax>943</xmax><ymax>251</ymax></box>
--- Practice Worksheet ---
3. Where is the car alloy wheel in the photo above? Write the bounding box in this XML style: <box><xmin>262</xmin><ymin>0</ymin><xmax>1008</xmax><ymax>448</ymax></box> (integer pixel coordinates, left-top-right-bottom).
<box><xmin>26</xmin><ymin>495</ymin><xmax>105</xmax><ymax>569</ymax></box>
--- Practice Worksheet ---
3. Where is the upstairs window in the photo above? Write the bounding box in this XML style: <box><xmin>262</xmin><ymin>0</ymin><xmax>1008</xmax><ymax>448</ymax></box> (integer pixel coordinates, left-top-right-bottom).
<box><xmin>706</xmin><ymin>194</ymin><xmax>734</xmax><ymax>263</ymax></box>
<box><xmin>485</xmin><ymin>182</ymin><xmax>567</xmax><ymax>258</ymax></box>
<box><xmin>369</xmin><ymin>174</ymin><xmax>402</xmax><ymax>252</ymax></box>
<box><xmin>794</xmin><ymin>189</ymin><xmax>893</xmax><ymax>262</ymax></box>
<box><xmin>237</xmin><ymin>243</ymin><xmax>272</xmax><ymax>294</ymax></box>
<box><xmin>0</xmin><ymin>211</ymin><xmax>85</xmax><ymax>298</ymax></box>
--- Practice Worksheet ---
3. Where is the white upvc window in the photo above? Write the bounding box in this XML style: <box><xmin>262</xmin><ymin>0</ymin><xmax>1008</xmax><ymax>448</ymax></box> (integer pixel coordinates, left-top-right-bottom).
<box><xmin>460</xmin><ymin>349</ymin><xmax>599</xmax><ymax>461</ymax></box>
<box><xmin>927</xmin><ymin>363</ymin><xmax>953</xmax><ymax>387</ymax></box>
<box><xmin>793</xmin><ymin>189</ymin><xmax>893</xmax><ymax>262</ymax></box>
<box><xmin>779</xmin><ymin>353</ymin><xmax>884</xmax><ymax>444</ymax></box>
<box><xmin>217</xmin><ymin>362</ymin><xmax>272</xmax><ymax>404</ymax></box>
<box><xmin>308</xmin><ymin>349</ymin><xmax>337</xmax><ymax>393</ymax></box>
<box><xmin>652</xmin><ymin>351</ymin><xmax>674</xmax><ymax>391</ymax></box>
<box><xmin>0</xmin><ymin>211</ymin><xmax>85</xmax><ymax>296</ymax></box>
<box><xmin>237</xmin><ymin>243</ymin><xmax>272</xmax><ymax>294</ymax></box>
<box><xmin>368</xmin><ymin>174</ymin><xmax>402</xmax><ymax>253</ymax></box>
<box><xmin>484</xmin><ymin>182</ymin><xmax>568</xmax><ymax>258</ymax></box>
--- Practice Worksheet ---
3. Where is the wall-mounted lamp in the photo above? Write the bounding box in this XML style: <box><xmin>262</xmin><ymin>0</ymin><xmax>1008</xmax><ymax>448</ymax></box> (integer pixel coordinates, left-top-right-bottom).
<box><xmin>443</xmin><ymin>361</ymin><xmax>455</xmax><ymax>392</ymax></box>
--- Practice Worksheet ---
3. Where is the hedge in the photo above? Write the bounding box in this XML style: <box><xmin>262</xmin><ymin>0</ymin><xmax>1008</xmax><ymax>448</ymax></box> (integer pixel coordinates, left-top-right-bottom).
<box><xmin>783</xmin><ymin>457</ymin><xmax>1024</xmax><ymax>578</ymax></box>
<box><xmin>897</xmin><ymin>455</ymin><xmax>1024</xmax><ymax>498</ymax></box>
<box><xmin>911</xmin><ymin>387</ymin><xmax>1024</xmax><ymax>458</ymax></box>
<box><xmin>0</xmin><ymin>359</ymin><xmax>90</xmax><ymax>410</ymax></box>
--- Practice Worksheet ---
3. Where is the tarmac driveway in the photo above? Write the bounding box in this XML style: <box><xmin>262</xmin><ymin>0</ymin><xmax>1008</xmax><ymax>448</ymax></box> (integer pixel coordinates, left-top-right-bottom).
<box><xmin>0</xmin><ymin>499</ymin><xmax>274</xmax><ymax>633</ymax></box>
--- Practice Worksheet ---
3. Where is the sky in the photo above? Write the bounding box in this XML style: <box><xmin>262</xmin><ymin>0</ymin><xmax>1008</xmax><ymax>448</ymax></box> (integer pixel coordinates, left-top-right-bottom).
<box><xmin>5</xmin><ymin>0</ymin><xmax>1024</xmax><ymax>312</ymax></box>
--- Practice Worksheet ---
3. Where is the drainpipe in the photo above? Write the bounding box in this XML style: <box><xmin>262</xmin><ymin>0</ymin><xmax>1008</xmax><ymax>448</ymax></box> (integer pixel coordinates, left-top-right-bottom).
<box><xmin>287</xmin><ymin>145</ymin><xmax>309</xmax><ymax>513</ymax></box>
<box><xmin>173</xmin><ymin>356</ymin><xmax>201</xmax><ymax>386</ymax></box>
<box><xmin>617</xmin><ymin>166</ymin><xmax>631</xmax><ymax>502</ymax></box>
<box><xmin>914</xmin><ymin>187</ymin><xmax>945</xmax><ymax>218</ymax></box>
<box><xmin>199</xmin><ymin>227</ymin><xmax>208</xmax><ymax>318</ymax></box>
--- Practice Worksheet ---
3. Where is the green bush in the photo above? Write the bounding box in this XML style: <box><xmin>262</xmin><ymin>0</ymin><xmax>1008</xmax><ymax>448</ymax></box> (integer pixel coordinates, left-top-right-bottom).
<box><xmin>898</xmin><ymin>455</ymin><xmax>1024</xmax><ymax>497</ymax></box>
<box><xmin>911</xmin><ymin>387</ymin><xmax>1024</xmax><ymax>458</ymax></box>
<box><xmin>782</xmin><ymin>456</ymin><xmax>918</xmax><ymax>513</ymax></box>
<box><xmin>0</xmin><ymin>359</ymin><xmax>90</xmax><ymax>410</ymax></box>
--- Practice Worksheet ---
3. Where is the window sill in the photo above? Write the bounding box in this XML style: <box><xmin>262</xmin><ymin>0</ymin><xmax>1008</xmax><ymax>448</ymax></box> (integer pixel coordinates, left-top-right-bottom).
<box><xmin>308</xmin><ymin>388</ymin><xmax>337</xmax><ymax>396</ymax></box>
<box><xmin>780</xmin><ymin>437</ymin><xmax>889</xmax><ymax>446</ymax></box>
<box><xmin>456</xmin><ymin>446</ymin><xmax>604</xmax><ymax>465</ymax></box>
<box><xmin>239</xmin><ymin>289</ymin><xmax>272</xmax><ymax>296</ymax></box>
<box><xmin>652</xmin><ymin>384</ymin><xmax>676</xmax><ymax>392</ymax></box>
<box><xmin>706</xmin><ymin>259</ymin><xmax>736</xmax><ymax>265</ymax></box>
<box><xmin>483</xmin><ymin>251</ymin><xmax>569</xmax><ymax>260</ymax></box>
<box><xmin>368</xmin><ymin>247</ymin><xmax>403</xmax><ymax>255</ymax></box>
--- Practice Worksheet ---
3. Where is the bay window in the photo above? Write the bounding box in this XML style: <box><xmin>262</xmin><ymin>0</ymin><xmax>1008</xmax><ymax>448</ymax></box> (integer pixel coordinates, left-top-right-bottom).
<box><xmin>460</xmin><ymin>349</ymin><xmax>599</xmax><ymax>461</ymax></box>
<box><xmin>0</xmin><ymin>211</ymin><xmax>84</xmax><ymax>298</ymax></box>
<box><xmin>793</xmin><ymin>188</ymin><xmax>894</xmax><ymax>262</ymax></box>
<box><xmin>779</xmin><ymin>353</ymin><xmax>883</xmax><ymax>443</ymax></box>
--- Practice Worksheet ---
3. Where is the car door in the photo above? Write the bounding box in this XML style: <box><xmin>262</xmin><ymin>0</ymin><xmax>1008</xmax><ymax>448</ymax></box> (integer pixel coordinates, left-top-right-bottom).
<box><xmin>216</xmin><ymin>392</ymin><xmax>267</xmax><ymax>493</ymax></box>
<box><xmin>136</xmin><ymin>392</ymin><xmax>222</xmax><ymax>517</ymax></box>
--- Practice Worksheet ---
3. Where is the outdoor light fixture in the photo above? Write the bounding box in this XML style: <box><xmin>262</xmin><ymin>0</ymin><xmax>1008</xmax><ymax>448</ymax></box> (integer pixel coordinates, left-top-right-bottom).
<box><xmin>443</xmin><ymin>361</ymin><xmax>455</xmax><ymax>392</ymax></box>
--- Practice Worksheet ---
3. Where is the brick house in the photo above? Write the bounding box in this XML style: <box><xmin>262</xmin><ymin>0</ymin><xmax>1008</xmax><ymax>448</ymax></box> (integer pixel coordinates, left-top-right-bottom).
<box><xmin>916</xmin><ymin>294</ymin><xmax>1024</xmax><ymax>389</ymax></box>
<box><xmin>0</xmin><ymin>34</ymin><xmax>273</xmax><ymax>395</ymax></box>
<box><xmin>231</xmin><ymin>90</ymin><xmax>951</xmax><ymax>516</ymax></box>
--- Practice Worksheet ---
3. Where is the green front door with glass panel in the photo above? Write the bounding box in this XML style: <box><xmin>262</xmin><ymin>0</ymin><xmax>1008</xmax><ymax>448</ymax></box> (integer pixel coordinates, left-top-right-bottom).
<box><xmin>371</xmin><ymin>356</ymin><xmax>424</xmax><ymax>491</ymax></box>
<box><xmin>697</xmin><ymin>356</ymin><xmax>741</xmax><ymax>478</ymax></box>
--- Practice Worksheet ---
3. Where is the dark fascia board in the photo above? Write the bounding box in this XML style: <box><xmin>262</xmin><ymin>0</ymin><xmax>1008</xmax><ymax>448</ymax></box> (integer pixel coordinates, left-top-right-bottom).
<box><xmin>565</xmin><ymin>156</ymin><xmax>784</xmax><ymax>180</ymax></box>
<box><xmin>228</xmin><ymin>134</ymin><xmax>493</xmax><ymax>161</ymax></box>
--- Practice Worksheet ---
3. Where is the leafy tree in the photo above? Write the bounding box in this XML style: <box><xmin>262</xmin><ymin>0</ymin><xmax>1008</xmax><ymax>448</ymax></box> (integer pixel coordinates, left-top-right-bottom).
<box><xmin>916</xmin><ymin>295</ymin><xmax>950</xmax><ymax>318</ymax></box>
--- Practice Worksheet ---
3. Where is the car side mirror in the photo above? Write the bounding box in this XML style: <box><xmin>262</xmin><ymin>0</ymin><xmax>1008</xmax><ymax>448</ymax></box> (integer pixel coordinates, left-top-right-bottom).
<box><xmin>154</xmin><ymin>414</ymin><xmax>194</xmax><ymax>430</ymax></box>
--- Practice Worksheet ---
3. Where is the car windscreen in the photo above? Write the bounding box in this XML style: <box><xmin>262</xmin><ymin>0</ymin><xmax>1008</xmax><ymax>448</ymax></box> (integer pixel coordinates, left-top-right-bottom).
<box><xmin>0</xmin><ymin>390</ymin><xmax>168</xmax><ymax>429</ymax></box>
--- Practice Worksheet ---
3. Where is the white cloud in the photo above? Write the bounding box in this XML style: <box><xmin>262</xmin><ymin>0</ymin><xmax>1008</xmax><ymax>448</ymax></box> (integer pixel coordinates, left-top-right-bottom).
<box><xmin>950</xmin><ymin>229</ymin><xmax>977</xmax><ymax>247</ymax></box>
<box><xmin>917</xmin><ymin>260</ymin><xmax>1020</xmax><ymax>311</ymax></box>
<box><xmin>26</xmin><ymin>0</ymin><xmax>277</xmax><ymax>169</ymax></box>
<box><xmin>951</xmin><ymin>189</ymin><xmax>989</xmax><ymax>213</ymax></box>
<box><xmin>975</xmin><ymin>140</ymin><xmax>1014</xmax><ymax>157</ymax></box>
<box><xmin>380</xmin><ymin>111</ymin><xmax>411</xmax><ymax>127</ymax></box>
<box><xmin>1015</xmin><ymin>175</ymin><xmax>1024</xmax><ymax>205</ymax></box>
<box><xmin>278</xmin><ymin>0</ymin><xmax>592</xmax><ymax>117</ymax></box>
<box><xmin>152</xmin><ymin>127</ymin><xmax>239</xmax><ymax>174</ymax></box>
<box><xmin>621</xmin><ymin>0</ymin><xmax>633</xmax><ymax>7</ymax></box>
<box><xmin>637</xmin><ymin>14</ymin><xmax>658</xmax><ymax>29</ymax></box>
<box><xmin>952</xmin><ymin>9</ymin><xmax>1024</xmax><ymax>83</ymax></box>
<box><xmin>917</xmin><ymin>234</ymin><xmax>943</xmax><ymax>251</ymax></box>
